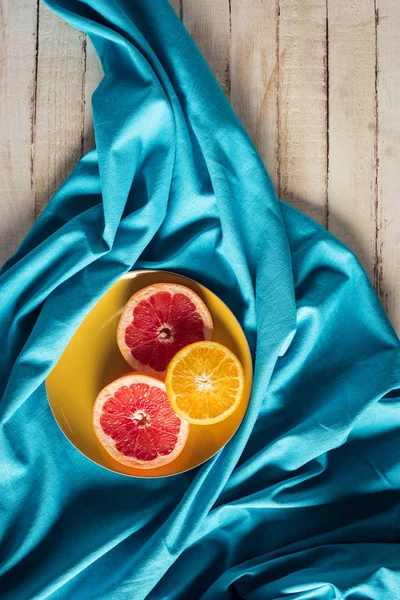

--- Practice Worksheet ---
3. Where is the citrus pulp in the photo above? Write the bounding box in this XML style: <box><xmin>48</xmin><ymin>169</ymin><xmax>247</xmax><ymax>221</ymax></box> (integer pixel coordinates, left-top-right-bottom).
<box><xmin>93</xmin><ymin>373</ymin><xmax>190</xmax><ymax>468</ymax></box>
<box><xmin>165</xmin><ymin>341</ymin><xmax>245</xmax><ymax>425</ymax></box>
<box><xmin>117</xmin><ymin>283</ymin><xmax>213</xmax><ymax>376</ymax></box>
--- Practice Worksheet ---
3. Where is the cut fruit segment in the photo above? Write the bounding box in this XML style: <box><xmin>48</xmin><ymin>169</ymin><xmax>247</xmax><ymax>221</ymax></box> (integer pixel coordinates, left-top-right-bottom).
<box><xmin>93</xmin><ymin>374</ymin><xmax>189</xmax><ymax>469</ymax></box>
<box><xmin>165</xmin><ymin>341</ymin><xmax>245</xmax><ymax>425</ymax></box>
<box><xmin>117</xmin><ymin>283</ymin><xmax>214</xmax><ymax>376</ymax></box>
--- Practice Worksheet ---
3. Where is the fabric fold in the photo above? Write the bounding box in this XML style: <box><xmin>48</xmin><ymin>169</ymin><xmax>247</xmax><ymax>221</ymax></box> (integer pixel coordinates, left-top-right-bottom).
<box><xmin>1</xmin><ymin>0</ymin><xmax>399</xmax><ymax>598</ymax></box>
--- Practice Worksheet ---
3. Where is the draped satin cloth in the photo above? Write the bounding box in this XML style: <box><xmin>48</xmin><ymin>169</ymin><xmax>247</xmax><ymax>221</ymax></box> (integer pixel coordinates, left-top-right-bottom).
<box><xmin>1</xmin><ymin>1</ymin><xmax>400</xmax><ymax>598</ymax></box>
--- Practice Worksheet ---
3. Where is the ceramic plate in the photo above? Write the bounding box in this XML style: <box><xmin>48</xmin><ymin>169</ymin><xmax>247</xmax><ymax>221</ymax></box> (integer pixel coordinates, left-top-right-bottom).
<box><xmin>46</xmin><ymin>270</ymin><xmax>253</xmax><ymax>477</ymax></box>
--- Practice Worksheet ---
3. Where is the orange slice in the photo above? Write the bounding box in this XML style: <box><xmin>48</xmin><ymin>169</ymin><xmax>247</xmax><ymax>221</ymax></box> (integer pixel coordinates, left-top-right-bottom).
<box><xmin>165</xmin><ymin>341</ymin><xmax>245</xmax><ymax>425</ymax></box>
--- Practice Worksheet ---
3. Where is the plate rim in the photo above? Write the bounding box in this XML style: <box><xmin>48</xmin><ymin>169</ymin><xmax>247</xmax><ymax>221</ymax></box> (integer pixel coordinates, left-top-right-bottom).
<box><xmin>45</xmin><ymin>269</ymin><xmax>253</xmax><ymax>478</ymax></box>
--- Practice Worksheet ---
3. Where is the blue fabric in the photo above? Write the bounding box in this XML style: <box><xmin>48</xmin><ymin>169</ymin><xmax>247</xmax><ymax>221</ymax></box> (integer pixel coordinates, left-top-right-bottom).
<box><xmin>1</xmin><ymin>0</ymin><xmax>400</xmax><ymax>598</ymax></box>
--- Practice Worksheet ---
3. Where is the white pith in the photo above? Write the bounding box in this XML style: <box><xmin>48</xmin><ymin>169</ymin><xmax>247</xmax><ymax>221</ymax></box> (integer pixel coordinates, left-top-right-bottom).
<box><xmin>132</xmin><ymin>410</ymin><xmax>149</xmax><ymax>426</ymax></box>
<box><xmin>194</xmin><ymin>373</ymin><xmax>214</xmax><ymax>392</ymax></box>
<box><xmin>93</xmin><ymin>373</ymin><xmax>190</xmax><ymax>469</ymax></box>
<box><xmin>117</xmin><ymin>283</ymin><xmax>214</xmax><ymax>377</ymax></box>
<box><xmin>157</xmin><ymin>323</ymin><xmax>174</xmax><ymax>342</ymax></box>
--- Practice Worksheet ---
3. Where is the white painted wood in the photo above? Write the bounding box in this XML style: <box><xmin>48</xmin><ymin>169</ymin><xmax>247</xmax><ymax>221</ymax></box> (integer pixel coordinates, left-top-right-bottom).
<box><xmin>279</xmin><ymin>0</ymin><xmax>328</xmax><ymax>226</ymax></box>
<box><xmin>33</xmin><ymin>3</ymin><xmax>85</xmax><ymax>218</ymax></box>
<box><xmin>376</xmin><ymin>0</ymin><xmax>400</xmax><ymax>335</ymax></box>
<box><xmin>182</xmin><ymin>0</ymin><xmax>231</xmax><ymax>98</ymax></box>
<box><xmin>328</xmin><ymin>0</ymin><xmax>377</xmax><ymax>280</ymax></box>
<box><xmin>230</xmin><ymin>0</ymin><xmax>279</xmax><ymax>188</ymax></box>
<box><xmin>83</xmin><ymin>38</ymin><xmax>103</xmax><ymax>154</ymax></box>
<box><xmin>169</xmin><ymin>0</ymin><xmax>182</xmax><ymax>19</ymax></box>
<box><xmin>0</xmin><ymin>0</ymin><xmax>37</xmax><ymax>264</ymax></box>
<box><xmin>1</xmin><ymin>0</ymin><xmax>399</xmax><ymax>333</ymax></box>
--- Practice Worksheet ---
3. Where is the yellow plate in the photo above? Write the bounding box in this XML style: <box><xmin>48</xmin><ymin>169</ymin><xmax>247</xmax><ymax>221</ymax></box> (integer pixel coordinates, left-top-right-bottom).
<box><xmin>46</xmin><ymin>270</ymin><xmax>253</xmax><ymax>477</ymax></box>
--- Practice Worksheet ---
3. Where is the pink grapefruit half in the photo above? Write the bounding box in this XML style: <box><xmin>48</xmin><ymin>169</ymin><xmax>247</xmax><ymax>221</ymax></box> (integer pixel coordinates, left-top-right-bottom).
<box><xmin>117</xmin><ymin>283</ymin><xmax>213</xmax><ymax>376</ymax></box>
<box><xmin>93</xmin><ymin>374</ymin><xmax>189</xmax><ymax>469</ymax></box>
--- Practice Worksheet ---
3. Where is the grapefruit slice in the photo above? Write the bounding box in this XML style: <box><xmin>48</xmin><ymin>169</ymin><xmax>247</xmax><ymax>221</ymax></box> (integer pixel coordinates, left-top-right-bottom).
<box><xmin>93</xmin><ymin>374</ymin><xmax>190</xmax><ymax>469</ymax></box>
<box><xmin>165</xmin><ymin>341</ymin><xmax>245</xmax><ymax>425</ymax></box>
<box><xmin>117</xmin><ymin>283</ymin><xmax>213</xmax><ymax>375</ymax></box>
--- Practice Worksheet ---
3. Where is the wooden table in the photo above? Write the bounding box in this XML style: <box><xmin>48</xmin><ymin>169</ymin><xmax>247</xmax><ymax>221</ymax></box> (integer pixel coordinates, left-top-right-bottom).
<box><xmin>1</xmin><ymin>1</ymin><xmax>399</xmax><ymax>335</ymax></box>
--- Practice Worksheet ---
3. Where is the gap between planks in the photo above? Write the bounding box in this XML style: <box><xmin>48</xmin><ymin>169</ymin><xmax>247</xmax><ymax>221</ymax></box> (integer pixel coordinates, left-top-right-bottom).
<box><xmin>2</xmin><ymin>0</ymin><xmax>398</xmax><ymax>334</ymax></box>
<box><xmin>32</xmin><ymin>1</ymin><xmax>87</xmax><ymax>219</ymax></box>
<box><xmin>174</xmin><ymin>0</ymin><xmax>399</xmax><ymax>333</ymax></box>
<box><xmin>31</xmin><ymin>2</ymin><xmax>103</xmax><ymax>220</ymax></box>
<box><xmin>0</xmin><ymin>0</ymin><xmax>37</xmax><ymax>263</ymax></box>
<box><xmin>30</xmin><ymin>0</ymin><xmax>40</xmax><ymax>196</ymax></box>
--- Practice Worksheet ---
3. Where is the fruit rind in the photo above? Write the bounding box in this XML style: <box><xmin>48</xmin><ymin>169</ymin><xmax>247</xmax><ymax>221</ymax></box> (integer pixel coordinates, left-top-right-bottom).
<box><xmin>165</xmin><ymin>341</ymin><xmax>245</xmax><ymax>425</ymax></box>
<box><xmin>117</xmin><ymin>283</ymin><xmax>214</xmax><ymax>377</ymax></box>
<box><xmin>93</xmin><ymin>373</ymin><xmax>190</xmax><ymax>469</ymax></box>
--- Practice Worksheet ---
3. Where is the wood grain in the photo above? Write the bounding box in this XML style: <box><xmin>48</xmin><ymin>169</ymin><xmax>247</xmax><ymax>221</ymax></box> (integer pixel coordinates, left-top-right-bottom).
<box><xmin>0</xmin><ymin>0</ymin><xmax>38</xmax><ymax>264</ymax></box>
<box><xmin>279</xmin><ymin>0</ymin><xmax>328</xmax><ymax>226</ymax></box>
<box><xmin>83</xmin><ymin>38</ymin><xmax>103</xmax><ymax>154</ymax></box>
<box><xmin>230</xmin><ymin>0</ymin><xmax>279</xmax><ymax>188</ymax></box>
<box><xmin>169</xmin><ymin>0</ymin><xmax>182</xmax><ymax>19</ymax></box>
<box><xmin>1</xmin><ymin>0</ymin><xmax>399</xmax><ymax>334</ymax></box>
<box><xmin>33</xmin><ymin>3</ymin><xmax>85</xmax><ymax>218</ymax></box>
<box><xmin>182</xmin><ymin>0</ymin><xmax>231</xmax><ymax>98</ymax></box>
<box><xmin>328</xmin><ymin>0</ymin><xmax>377</xmax><ymax>280</ymax></box>
<box><xmin>376</xmin><ymin>0</ymin><xmax>400</xmax><ymax>334</ymax></box>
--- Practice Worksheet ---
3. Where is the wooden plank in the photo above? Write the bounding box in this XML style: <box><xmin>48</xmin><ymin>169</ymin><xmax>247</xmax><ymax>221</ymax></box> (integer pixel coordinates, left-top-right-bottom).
<box><xmin>169</xmin><ymin>0</ymin><xmax>182</xmax><ymax>19</ymax></box>
<box><xmin>2</xmin><ymin>0</ymin><xmax>399</xmax><ymax>337</ymax></box>
<box><xmin>279</xmin><ymin>0</ymin><xmax>328</xmax><ymax>226</ymax></box>
<box><xmin>328</xmin><ymin>0</ymin><xmax>377</xmax><ymax>280</ymax></box>
<box><xmin>0</xmin><ymin>0</ymin><xmax>38</xmax><ymax>265</ymax></box>
<box><xmin>83</xmin><ymin>38</ymin><xmax>103</xmax><ymax>154</ymax></box>
<box><xmin>376</xmin><ymin>1</ymin><xmax>400</xmax><ymax>335</ymax></box>
<box><xmin>182</xmin><ymin>0</ymin><xmax>231</xmax><ymax>98</ymax></box>
<box><xmin>33</xmin><ymin>3</ymin><xmax>86</xmax><ymax>219</ymax></box>
<box><xmin>230</xmin><ymin>0</ymin><xmax>279</xmax><ymax>189</ymax></box>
